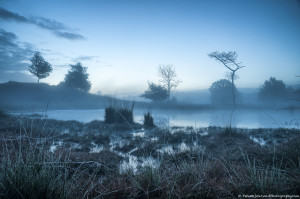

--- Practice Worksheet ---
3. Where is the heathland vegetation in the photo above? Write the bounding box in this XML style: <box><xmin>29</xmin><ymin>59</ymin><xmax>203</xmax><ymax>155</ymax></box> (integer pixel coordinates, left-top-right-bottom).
<box><xmin>0</xmin><ymin>113</ymin><xmax>299</xmax><ymax>198</ymax></box>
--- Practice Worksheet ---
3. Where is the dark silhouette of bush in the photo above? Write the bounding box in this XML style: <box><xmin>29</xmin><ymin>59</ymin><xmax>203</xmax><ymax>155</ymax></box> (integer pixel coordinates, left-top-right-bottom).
<box><xmin>143</xmin><ymin>111</ymin><xmax>154</xmax><ymax>127</ymax></box>
<box><xmin>209</xmin><ymin>79</ymin><xmax>239</xmax><ymax>105</ymax></box>
<box><xmin>61</xmin><ymin>62</ymin><xmax>91</xmax><ymax>93</ymax></box>
<box><xmin>141</xmin><ymin>82</ymin><xmax>168</xmax><ymax>103</ymax></box>
<box><xmin>258</xmin><ymin>77</ymin><xmax>289</xmax><ymax>103</ymax></box>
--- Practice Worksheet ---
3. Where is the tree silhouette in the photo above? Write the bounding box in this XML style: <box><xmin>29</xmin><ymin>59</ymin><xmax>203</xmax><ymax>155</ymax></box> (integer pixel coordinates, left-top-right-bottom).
<box><xmin>62</xmin><ymin>62</ymin><xmax>91</xmax><ymax>92</ymax></box>
<box><xmin>141</xmin><ymin>82</ymin><xmax>168</xmax><ymax>103</ymax></box>
<box><xmin>208</xmin><ymin>51</ymin><xmax>245</xmax><ymax>106</ymax></box>
<box><xmin>28</xmin><ymin>52</ymin><xmax>52</xmax><ymax>83</ymax></box>
<box><xmin>158</xmin><ymin>64</ymin><xmax>181</xmax><ymax>101</ymax></box>
<box><xmin>258</xmin><ymin>77</ymin><xmax>288</xmax><ymax>102</ymax></box>
<box><xmin>210</xmin><ymin>79</ymin><xmax>238</xmax><ymax>104</ymax></box>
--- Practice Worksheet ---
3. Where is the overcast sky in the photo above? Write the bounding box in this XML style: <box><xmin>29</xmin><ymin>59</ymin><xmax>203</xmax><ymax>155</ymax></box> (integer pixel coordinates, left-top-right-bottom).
<box><xmin>0</xmin><ymin>0</ymin><xmax>299</xmax><ymax>95</ymax></box>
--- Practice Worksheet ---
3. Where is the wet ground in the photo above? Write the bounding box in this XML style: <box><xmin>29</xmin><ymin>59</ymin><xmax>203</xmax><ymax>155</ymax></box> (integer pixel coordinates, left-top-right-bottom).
<box><xmin>1</xmin><ymin>114</ymin><xmax>299</xmax><ymax>174</ymax></box>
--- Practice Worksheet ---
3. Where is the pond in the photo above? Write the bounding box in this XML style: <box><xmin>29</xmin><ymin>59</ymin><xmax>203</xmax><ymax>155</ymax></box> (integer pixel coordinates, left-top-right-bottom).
<box><xmin>22</xmin><ymin>108</ymin><xmax>300</xmax><ymax>129</ymax></box>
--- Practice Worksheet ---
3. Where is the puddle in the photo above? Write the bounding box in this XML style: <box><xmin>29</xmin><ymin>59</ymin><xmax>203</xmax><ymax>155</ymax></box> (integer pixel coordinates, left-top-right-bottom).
<box><xmin>71</xmin><ymin>143</ymin><xmax>81</xmax><ymax>149</ymax></box>
<box><xmin>90</xmin><ymin>141</ymin><xmax>104</xmax><ymax>153</ymax></box>
<box><xmin>132</xmin><ymin>131</ymin><xmax>145</xmax><ymax>137</ymax></box>
<box><xmin>62</xmin><ymin>129</ymin><xmax>69</xmax><ymax>134</ymax></box>
<box><xmin>119</xmin><ymin>155</ymin><xmax>160</xmax><ymax>173</ymax></box>
<box><xmin>49</xmin><ymin>140</ymin><xmax>63</xmax><ymax>153</ymax></box>
<box><xmin>158</xmin><ymin>145</ymin><xmax>175</xmax><ymax>155</ymax></box>
<box><xmin>179</xmin><ymin>142</ymin><xmax>190</xmax><ymax>152</ymax></box>
<box><xmin>200</xmin><ymin>131</ymin><xmax>209</xmax><ymax>136</ymax></box>
<box><xmin>250</xmin><ymin>136</ymin><xmax>266</xmax><ymax>146</ymax></box>
<box><xmin>170</xmin><ymin>127</ymin><xmax>185</xmax><ymax>134</ymax></box>
<box><xmin>141</xmin><ymin>156</ymin><xmax>159</xmax><ymax>168</ymax></box>
<box><xmin>50</xmin><ymin>144</ymin><xmax>57</xmax><ymax>153</ymax></box>
<box><xmin>110</xmin><ymin>138</ymin><xmax>128</xmax><ymax>150</ymax></box>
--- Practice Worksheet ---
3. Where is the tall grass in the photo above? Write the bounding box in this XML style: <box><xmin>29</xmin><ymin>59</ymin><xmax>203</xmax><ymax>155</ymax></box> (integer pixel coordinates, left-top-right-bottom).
<box><xmin>143</xmin><ymin>111</ymin><xmax>154</xmax><ymax>128</ymax></box>
<box><xmin>104</xmin><ymin>98</ymin><xmax>135</xmax><ymax>124</ymax></box>
<box><xmin>0</xmin><ymin>130</ymin><xmax>101</xmax><ymax>198</ymax></box>
<box><xmin>1</xmin><ymin>138</ymin><xmax>70</xmax><ymax>198</ymax></box>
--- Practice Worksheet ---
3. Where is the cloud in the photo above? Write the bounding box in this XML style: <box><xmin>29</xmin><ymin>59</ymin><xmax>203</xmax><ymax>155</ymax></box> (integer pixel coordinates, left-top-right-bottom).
<box><xmin>0</xmin><ymin>27</ymin><xmax>17</xmax><ymax>46</ymax></box>
<box><xmin>71</xmin><ymin>55</ymin><xmax>113</xmax><ymax>67</ymax></box>
<box><xmin>0</xmin><ymin>28</ymin><xmax>35</xmax><ymax>76</ymax></box>
<box><xmin>53</xmin><ymin>31</ymin><xmax>84</xmax><ymax>40</ymax></box>
<box><xmin>0</xmin><ymin>7</ymin><xmax>84</xmax><ymax>40</ymax></box>
<box><xmin>72</xmin><ymin>56</ymin><xmax>99</xmax><ymax>62</ymax></box>
<box><xmin>0</xmin><ymin>7</ymin><xmax>27</xmax><ymax>22</ymax></box>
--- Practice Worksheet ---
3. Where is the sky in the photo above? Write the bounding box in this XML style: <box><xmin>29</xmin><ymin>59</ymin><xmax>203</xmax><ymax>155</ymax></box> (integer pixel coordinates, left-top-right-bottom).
<box><xmin>0</xmin><ymin>0</ymin><xmax>300</xmax><ymax>96</ymax></box>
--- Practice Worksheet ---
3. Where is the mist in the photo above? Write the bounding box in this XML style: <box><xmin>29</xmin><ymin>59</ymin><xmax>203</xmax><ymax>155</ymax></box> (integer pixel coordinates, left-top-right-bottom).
<box><xmin>0</xmin><ymin>0</ymin><xmax>300</xmax><ymax>198</ymax></box>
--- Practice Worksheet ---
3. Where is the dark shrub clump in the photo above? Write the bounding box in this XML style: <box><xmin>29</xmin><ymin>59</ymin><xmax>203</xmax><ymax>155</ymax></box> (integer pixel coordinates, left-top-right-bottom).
<box><xmin>104</xmin><ymin>99</ymin><xmax>134</xmax><ymax>124</ymax></box>
<box><xmin>143</xmin><ymin>111</ymin><xmax>154</xmax><ymax>127</ymax></box>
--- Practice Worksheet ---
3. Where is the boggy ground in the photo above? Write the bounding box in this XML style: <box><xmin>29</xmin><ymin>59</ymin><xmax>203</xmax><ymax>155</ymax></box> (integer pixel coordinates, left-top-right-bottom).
<box><xmin>0</xmin><ymin>113</ymin><xmax>300</xmax><ymax>199</ymax></box>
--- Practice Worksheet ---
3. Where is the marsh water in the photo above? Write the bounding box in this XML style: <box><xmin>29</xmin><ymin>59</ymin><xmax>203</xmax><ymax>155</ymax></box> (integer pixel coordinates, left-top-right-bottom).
<box><xmin>22</xmin><ymin>108</ymin><xmax>300</xmax><ymax>129</ymax></box>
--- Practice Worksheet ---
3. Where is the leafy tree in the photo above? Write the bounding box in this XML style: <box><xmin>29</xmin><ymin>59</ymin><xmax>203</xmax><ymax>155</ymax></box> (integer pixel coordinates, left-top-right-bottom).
<box><xmin>158</xmin><ymin>64</ymin><xmax>181</xmax><ymax>100</ymax></box>
<box><xmin>209</xmin><ymin>79</ymin><xmax>239</xmax><ymax>104</ymax></box>
<box><xmin>141</xmin><ymin>82</ymin><xmax>168</xmax><ymax>103</ymax></box>
<box><xmin>28</xmin><ymin>52</ymin><xmax>52</xmax><ymax>83</ymax></box>
<box><xmin>61</xmin><ymin>62</ymin><xmax>91</xmax><ymax>92</ymax></box>
<box><xmin>258</xmin><ymin>77</ymin><xmax>288</xmax><ymax>102</ymax></box>
<box><xmin>208</xmin><ymin>51</ymin><xmax>245</xmax><ymax>105</ymax></box>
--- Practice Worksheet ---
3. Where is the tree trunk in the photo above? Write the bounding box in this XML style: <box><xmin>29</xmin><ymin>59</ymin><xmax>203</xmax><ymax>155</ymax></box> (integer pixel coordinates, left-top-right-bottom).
<box><xmin>167</xmin><ymin>82</ymin><xmax>171</xmax><ymax>102</ymax></box>
<box><xmin>231</xmin><ymin>71</ymin><xmax>236</xmax><ymax>106</ymax></box>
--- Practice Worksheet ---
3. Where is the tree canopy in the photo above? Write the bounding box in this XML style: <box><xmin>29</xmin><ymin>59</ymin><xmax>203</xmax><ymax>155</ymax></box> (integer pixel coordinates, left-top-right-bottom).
<box><xmin>28</xmin><ymin>52</ymin><xmax>52</xmax><ymax>83</ymax></box>
<box><xmin>140</xmin><ymin>82</ymin><xmax>168</xmax><ymax>103</ymax></box>
<box><xmin>258</xmin><ymin>77</ymin><xmax>288</xmax><ymax>102</ymax></box>
<box><xmin>61</xmin><ymin>62</ymin><xmax>91</xmax><ymax>92</ymax></box>
<box><xmin>209</xmin><ymin>79</ymin><xmax>238</xmax><ymax>104</ymax></box>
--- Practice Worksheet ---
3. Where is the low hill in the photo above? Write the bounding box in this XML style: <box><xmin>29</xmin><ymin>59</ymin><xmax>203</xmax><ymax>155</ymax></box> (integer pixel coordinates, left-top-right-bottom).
<box><xmin>0</xmin><ymin>81</ymin><xmax>109</xmax><ymax>110</ymax></box>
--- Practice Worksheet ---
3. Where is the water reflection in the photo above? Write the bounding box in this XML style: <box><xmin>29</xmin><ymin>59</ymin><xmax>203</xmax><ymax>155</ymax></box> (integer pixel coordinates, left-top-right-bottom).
<box><xmin>33</xmin><ymin>108</ymin><xmax>300</xmax><ymax>129</ymax></box>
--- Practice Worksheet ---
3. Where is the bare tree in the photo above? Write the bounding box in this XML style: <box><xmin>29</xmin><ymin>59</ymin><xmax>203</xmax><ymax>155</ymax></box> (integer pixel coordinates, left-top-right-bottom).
<box><xmin>158</xmin><ymin>64</ymin><xmax>181</xmax><ymax>100</ymax></box>
<box><xmin>208</xmin><ymin>51</ymin><xmax>245</xmax><ymax>105</ymax></box>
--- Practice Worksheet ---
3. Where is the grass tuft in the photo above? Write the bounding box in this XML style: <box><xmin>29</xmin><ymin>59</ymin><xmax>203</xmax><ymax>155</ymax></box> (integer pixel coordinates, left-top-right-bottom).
<box><xmin>143</xmin><ymin>111</ymin><xmax>154</xmax><ymax>128</ymax></box>
<box><xmin>104</xmin><ymin>98</ymin><xmax>135</xmax><ymax>124</ymax></box>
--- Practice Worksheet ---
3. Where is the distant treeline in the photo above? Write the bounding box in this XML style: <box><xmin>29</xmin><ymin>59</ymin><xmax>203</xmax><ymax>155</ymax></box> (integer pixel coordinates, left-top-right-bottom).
<box><xmin>0</xmin><ymin>81</ymin><xmax>108</xmax><ymax>110</ymax></box>
<box><xmin>0</xmin><ymin>81</ymin><xmax>299</xmax><ymax>111</ymax></box>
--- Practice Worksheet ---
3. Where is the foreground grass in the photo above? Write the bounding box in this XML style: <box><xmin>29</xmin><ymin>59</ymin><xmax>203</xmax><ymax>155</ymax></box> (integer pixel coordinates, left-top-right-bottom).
<box><xmin>0</xmin><ymin>114</ymin><xmax>299</xmax><ymax>198</ymax></box>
